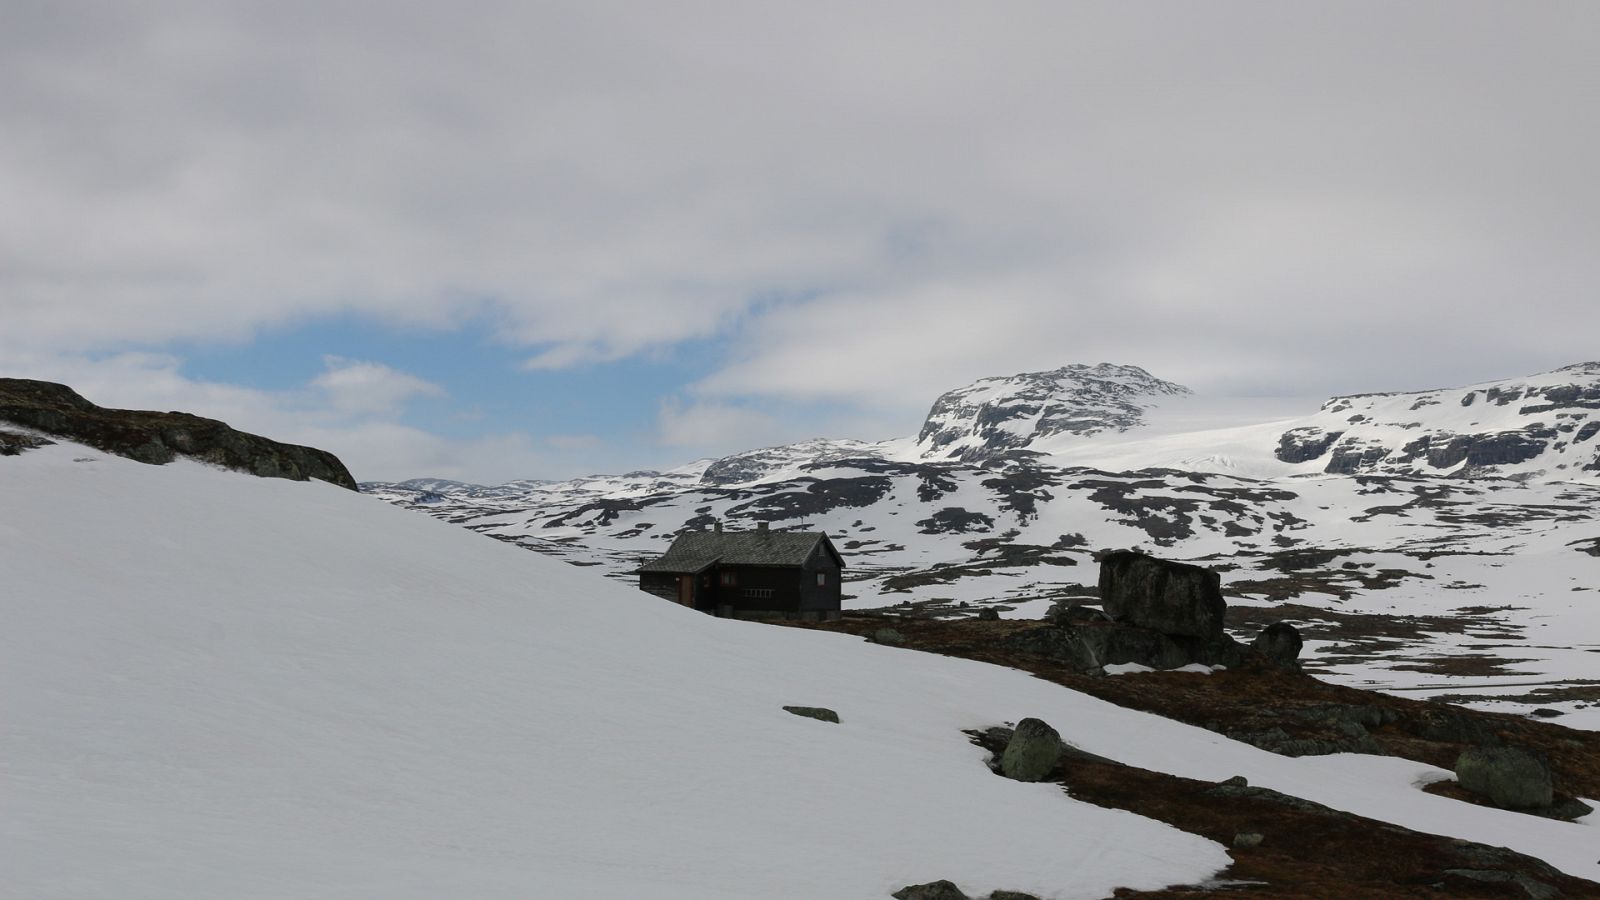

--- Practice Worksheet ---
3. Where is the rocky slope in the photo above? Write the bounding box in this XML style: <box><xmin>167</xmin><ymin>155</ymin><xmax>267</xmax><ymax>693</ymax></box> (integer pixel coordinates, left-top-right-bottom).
<box><xmin>1274</xmin><ymin>362</ymin><xmax>1600</xmax><ymax>480</ymax></box>
<box><xmin>0</xmin><ymin>378</ymin><xmax>357</xmax><ymax>489</ymax></box>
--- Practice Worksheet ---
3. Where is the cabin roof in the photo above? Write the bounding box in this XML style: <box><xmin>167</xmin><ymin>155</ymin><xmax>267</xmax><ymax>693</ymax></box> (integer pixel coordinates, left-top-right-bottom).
<box><xmin>636</xmin><ymin>529</ymin><xmax>844</xmax><ymax>574</ymax></box>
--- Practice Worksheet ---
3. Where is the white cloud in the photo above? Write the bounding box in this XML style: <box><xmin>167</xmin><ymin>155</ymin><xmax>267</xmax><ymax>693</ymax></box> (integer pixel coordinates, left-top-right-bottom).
<box><xmin>656</xmin><ymin>398</ymin><xmax>779</xmax><ymax>451</ymax></box>
<box><xmin>311</xmin><ymin>357</ymin><xmax>446</xmax><ymax>417</ymax></box>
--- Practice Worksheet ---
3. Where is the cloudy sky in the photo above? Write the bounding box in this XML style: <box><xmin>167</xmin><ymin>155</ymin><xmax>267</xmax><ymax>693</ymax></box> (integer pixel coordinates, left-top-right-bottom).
<box><xmin>3</xmin><ymin>1</ymin><xmax>1597</xmax><ymax>482</ymax></box>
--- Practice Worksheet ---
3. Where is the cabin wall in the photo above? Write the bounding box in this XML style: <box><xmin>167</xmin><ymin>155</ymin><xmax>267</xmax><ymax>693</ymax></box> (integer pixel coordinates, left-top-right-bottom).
<box><xmin>797</xmin><ymin>545</ymin><xmax>843</xmax><ymax>612</ymax></box>
<box><xmin>717</xmin><ymin>565</ymin><xmax>804</xmax><ymax>613</ymax></box>
<box><xmin>638</xmin><ymin>572</ymin><xmax>679</xmax><ymax>603</ymax></box>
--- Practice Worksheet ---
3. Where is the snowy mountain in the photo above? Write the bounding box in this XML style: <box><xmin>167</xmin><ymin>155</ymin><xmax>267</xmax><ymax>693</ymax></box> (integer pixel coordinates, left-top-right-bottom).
<box><xmin>700</xmin><ymin>438</ymin><xmax>881</xmax><ymax>486</ymax></box>
<box><xmin>365</xmin><ymin>362</ymin><xmax>1600</xmax><ymax>724</ymax></box>
<box><xmin>1273</xmin><ymin>361</ymin><xmax>1600</xmax><ymax>480</ymax></box>
<box><xmin>7</xmin><ymin>424</ymin><xmax>1599</xmax><ymax>897</ymax></box>
<box><xmin>913</xmin><ymin>363</ymin><xmax>1192</xmax><ymax>462</ymax></box>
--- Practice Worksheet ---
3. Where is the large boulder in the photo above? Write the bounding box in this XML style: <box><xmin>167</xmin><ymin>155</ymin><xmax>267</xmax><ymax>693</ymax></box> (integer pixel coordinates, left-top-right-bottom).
<box><xmin>1098</xmin><ymin>551</ymin><xmax>1226</xmax><ymax>640</ymax></box>
<box><xmin>1455</xmin><ymin>746</ymin><xmax>1553</xmax><ymax>809</ymax></box>
<box><xmin>1252</xmin><ymin>622</ymin><xmax>1304</xmax><ymax>666</ymax></box>
<box><xmin>999</xmin><ymin>718</ymin><xmax>1063</xmax><ymax>782</ymax></box>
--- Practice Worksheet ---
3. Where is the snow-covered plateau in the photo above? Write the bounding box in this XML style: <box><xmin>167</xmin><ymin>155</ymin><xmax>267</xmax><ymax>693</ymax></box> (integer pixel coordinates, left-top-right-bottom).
<box><xmin>5</xmin><ymin>436</ymin><xmax>1599</xmax><ymax>897</ymax></box>
<box><xmin>365</xmin><ymin>363</ymin><xmax>1600</xmax><ymax>726</ymax></box>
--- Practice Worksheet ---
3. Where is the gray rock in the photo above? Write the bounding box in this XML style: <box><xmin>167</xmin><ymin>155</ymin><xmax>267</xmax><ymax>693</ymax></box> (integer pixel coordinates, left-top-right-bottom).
<box><xmin>0</xmin><ymin>429</ymin><xmax>54</xmax><ymax>456</ymax></box>
<box><xmin>1048</xmin><ymin>603</ymin><xmax>1109</xmax><ymax>626</ymax></box>
<box><xmin>1001</xmin><ymin>622</ymin><xmax>1194</xmax><ymax>672</ymax></box>
<box><xmin>999</xmin><ymin>625</ymin><xmax>1103</xmax><ymax>671</ymax></box>
<box><xmin>1227</xmin><ymin>716</ymin><xmax>1384</xmax><ymax>757</ymax></box>
<box><xmin>891</xmin><ymin>880</ymin><xmax>970</xmax><ymax>900</ymax></box>
<box><xmin>1455</xmin><ymin>746</ymin><xmax>1553</xmax><ymax>809</ymax></box>
<box><xmin>1092</xmin><ymin>624</ymin><xmax>1194</xmax><ymax>670</ymax></box>
<box><xmin>1537</xmin><ymin>796</ymin><xmax>1594</xmax><ymax>821</ymax></box>
<box><xmin>1170</xmin><ymin>632</ymin><xmax>1245</xmax><ymax>668</ymax></box>
<box><xmin>1202</xmin><ymin>781</ymin><xmax>1333</xmax><ymax>814</ymax></box>
<box><xmin>1442</xmin><ymin>869</ymin><xmax>1560</xmax><ymax>900</ymax></box>
<box><xmin>1415</xmin><ymin>707</ymin><xmax>1501</xmax><ymax>746</ymax></box>
<box><xmin>782</xmin><ymin>706</ymin><xmax>840</xmax><ymax>724</ymax></box>
<box><xmin>1292</xmin><ymin>703</ymin><xmax>1392</xmax><ymax>730</ymax></box>
<box><xmin>1098</xmin><ymin>550</ymin><xmax>1226</xmax><ymax>639</ymax></box>
<box><xmin>986</xmin><ymin>893</ymin><xmax>1042</xmax><ymax>900</ymax></box>
<box><xmin>976</xmin><ymin>607</ymin><xmax>1000</xmax><ymax>621</ymax></box>
<box><xmin>1232</xmin><ymin>832</ymin><xmax>1264</xmax><ymax>849</ymax></box>
<box><xmin>1000</xmin><ymin>717</ymin><xmax>1063</xmax><ymax>782</ymax></box>
<box><xmin>1252</xmin><ymin>622</ymin><xmax>1304</xmax><ymax>665</ymax></box>
<box><xmin>1218</xmin><ymin>775</ymin><xmax>1248</xmax><ymax>788</ymax></box>
<box><xmin>871</xmin><ymin>628</ymin><xmax>905</xmax><ymax>646</ymax></box>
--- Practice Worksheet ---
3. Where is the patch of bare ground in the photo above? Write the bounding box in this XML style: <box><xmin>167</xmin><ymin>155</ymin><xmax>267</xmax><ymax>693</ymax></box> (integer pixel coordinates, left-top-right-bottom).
<box><xmin>780</xmin><ymin>616</ymin><xmax>1600</xmax><ymax>895</ymax></box>
<box><xmin>1385</xmin><ymin>654</ymin><xmax>1540</xmax><ymax>678</ymax></box>
<box><xmin>1222</xmin><ymin>602</ymin><xmax>1537</xmax><ymax>676</ymax></box>
<box><xmin>1430</xmin><ymin>681</ymin><xmax>1600</xmax><ymax>709</ymax></box>
<box><xmin>1420</xmin><ymin>779</ymin><xmax>1594</xmax><ymax>822</ymax></box>
<box><xmin>967</xmin><ymin>729</ymin><xmax>1596</xmax><ymax>899</ymax></box>
<box><xmin>795</xmin><ymin>616</ymin><xmax>1600</xmax><ymax>794</ymax></box>
<box><xmin>1223</xmin><ymin>602</ymin><xmax>1475</xmax><ymax>644</ymax></box>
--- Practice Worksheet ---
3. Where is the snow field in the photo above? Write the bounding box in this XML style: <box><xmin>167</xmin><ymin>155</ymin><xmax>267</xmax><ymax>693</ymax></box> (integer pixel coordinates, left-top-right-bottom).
<box><xmin>4</xmin><ymin>442</ymin><xmax>1595</xmax><ymax>898</ymax></box>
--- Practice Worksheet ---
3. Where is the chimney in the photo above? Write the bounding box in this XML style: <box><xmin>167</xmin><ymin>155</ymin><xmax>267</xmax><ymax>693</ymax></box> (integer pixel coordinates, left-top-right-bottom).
<box><xmin>714</xmin><ymin>521</ymin><xmax>723</xmax><ymax>533</ymax></box>
<box><xmin>757</xmin><ymin>521</ymin><xmax>769</xmax><ymax>531</ymax></box>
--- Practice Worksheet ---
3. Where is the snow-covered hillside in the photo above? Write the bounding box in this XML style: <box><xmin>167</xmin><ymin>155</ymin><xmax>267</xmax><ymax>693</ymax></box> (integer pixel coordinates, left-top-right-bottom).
<box><xmin>6</xmin><ymin>436</ymin><xmax>1599</xmax><ymax>897</ymax></box>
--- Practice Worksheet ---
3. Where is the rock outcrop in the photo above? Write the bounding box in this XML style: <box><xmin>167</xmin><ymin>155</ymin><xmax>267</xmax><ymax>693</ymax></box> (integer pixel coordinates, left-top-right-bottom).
<box><xmin>1252</xmin><ymin>622</ymin><xmax>1304</xmax><ymax>667</ymax></box>
<box><xmin>1098</xmin><ymin>550</ymin><xmax>1226</xmax><ymax>640</ymax></box>
<box><xmin>891</xmin><ymin>881</ymin><xmax>970</xmax><ymax>900</ymax></box>
<box><xmin>0</xmin><ymin>379</ymin><xmax>357</xmax><ymax>489</ymax></box>
<box><xmin>999</xmin><ymin>718</ymin><xmax>1063</xmax><ymax>782</ymax></box>
<box><xmin>1455</xmin><ymin>746</ymin><xmax>1554</xmax><ymax>810</ymax></box>
<box><xmin>0</xmin><ymin>429</ymin><xmax>54</xmax><ymax>456</ymax></box>
<box><xmin>1271</xmin><ymin>361</ymin><xmax>1600</xmax><ymax>478</ymax></box>
<box><xmin>1003</xmin><ymin>554</ymin><xmax>1249</xmax><ymax>673</ymax></box>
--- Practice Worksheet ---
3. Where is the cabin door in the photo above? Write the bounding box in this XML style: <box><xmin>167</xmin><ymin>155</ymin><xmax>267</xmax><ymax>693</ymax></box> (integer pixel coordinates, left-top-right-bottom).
<box><xmin>678</xmin><ymin>575</ymin><xmax>693</xmax><ymax>607</ymax></box>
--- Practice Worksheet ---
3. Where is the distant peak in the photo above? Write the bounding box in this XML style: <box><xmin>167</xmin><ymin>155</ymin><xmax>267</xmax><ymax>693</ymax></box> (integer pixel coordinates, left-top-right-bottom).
<box><xmin>915</xmin><ymin>363</ymin><xmax>1190</xmax><ymax>462</ymax></box>
<box><xmin>1552</xmin><ymin>361</ymin><xmax>1600</xmax><ymax>376</ymax></box>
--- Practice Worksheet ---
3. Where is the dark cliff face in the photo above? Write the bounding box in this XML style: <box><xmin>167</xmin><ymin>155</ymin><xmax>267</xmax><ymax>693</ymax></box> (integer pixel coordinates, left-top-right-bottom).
<box><xmin>0</xmin><ymin>379</ymin><xmax>358</xmax><ymax>490</ymax></box>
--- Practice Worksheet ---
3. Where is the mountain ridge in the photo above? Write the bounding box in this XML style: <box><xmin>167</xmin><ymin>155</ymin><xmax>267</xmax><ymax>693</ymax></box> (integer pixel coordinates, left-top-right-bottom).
<box><xmin>363</xmin><ymin>360</ymin><xmax>1600</xmax><ymax>725</ymax></box>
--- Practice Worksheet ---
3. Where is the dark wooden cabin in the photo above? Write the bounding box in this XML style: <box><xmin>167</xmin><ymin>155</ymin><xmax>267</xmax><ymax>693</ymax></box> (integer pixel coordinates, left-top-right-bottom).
<box><xmin>636</xmin><ymin>522</ymin><xmax>844</xmax><ymax>619</ymax></box>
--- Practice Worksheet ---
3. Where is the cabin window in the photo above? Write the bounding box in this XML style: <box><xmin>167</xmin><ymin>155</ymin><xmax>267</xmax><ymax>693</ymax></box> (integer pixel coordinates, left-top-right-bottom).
<box><xmin>816</xmin><ymin>572</ymin><xmax>826</xmax><ymax>587</ymax></box>
<box><xmin>720</xmin><ymin>570</ymin><xmax>737</xmax><ymax>587</ymax></box>
<box><xmin>743</xmin><ymin>588</ymin><xmax>775</xmax><ymax>600</ymax></box>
